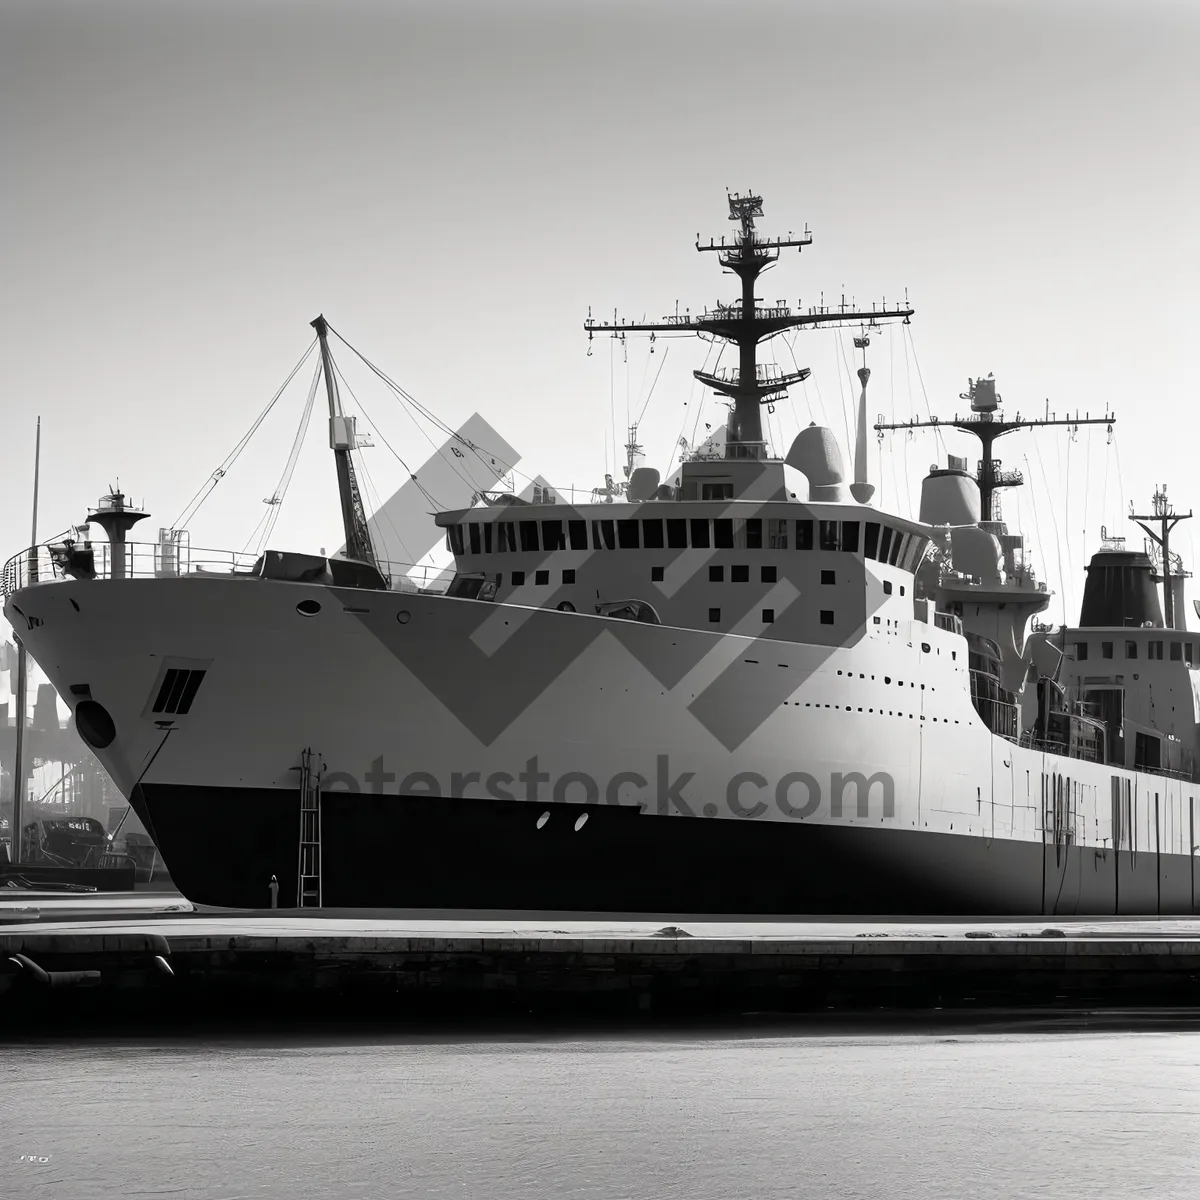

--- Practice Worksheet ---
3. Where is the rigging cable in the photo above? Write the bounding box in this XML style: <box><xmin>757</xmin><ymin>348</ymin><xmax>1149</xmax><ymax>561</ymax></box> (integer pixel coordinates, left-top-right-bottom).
<box><xmin>892</xmin><ymin>326</ymin><xmax>911</xmax><ymax>519</ymax></box>
<box><xmin>784</xmin><ymin>331</ymin><xmax>827</xmax><ymax>426</ymax></box>
<box><xmin>1112</xmin><ymin>431</ymin><xmax>1127</xmax><ymax>531</ymax></box>
<box><xmin>668</xmin><ymin>341</ymin><xmax>712</xmax><ymax>480</ymax></box>
<box><xmin>903</xmin><ymin>324</ymin><xmax>946</xmax><ymax>459</ymax></box>
<box><xmin>833</xmin><ymin>332</ymin><xmax>854</xmax><ymax>456</ymax></box>
<box><xmin>242</xmin><ymin>358</ymin><xmax>323</xmax><ymax>556</ymax></box>
<box><xmin>1030</xmin><ymin>438</ymin><xmax>1070</xmax><ymax>627</ymax></box>
<box><xmin>334</xmin><ymin>360</ymin><xmax>445</xmax><ymax>516</ymax></box>
<box><xmin>327</xmin><ymin>324</ymin><xmax>520</xmax><ymax>493</ymax></box>
<box><xmin>1082</xmin><ymin>425</ymin><xmax>1092</xmax><ymax>562</ymax></box>
<box><xmin>609</xmin><ymin>337</ymin><xmax>616</xmax><ymax>477</ymax></box>
<box><xmin>1061</xmin><ymin>432</ymin><xmax>1077</xmax><ymax>594</ymax></box>
<box><xmin>635</xmin><ymin>344</ymin><xmax>669</xmax><ymax>428</ymax></box>
<box><xmin>172</xmin><ymin>337</ymin><xmax>318</xmax><ymax>530</ymax></box>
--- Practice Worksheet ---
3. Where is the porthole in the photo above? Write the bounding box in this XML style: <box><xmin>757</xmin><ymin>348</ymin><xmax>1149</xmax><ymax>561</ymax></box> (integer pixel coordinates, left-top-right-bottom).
<box><xmin>396</xmin><ymin>610</ymin><xmax>411</xmax><ymax>625</ymax></box>
<box><xmin>297</xmin><ymin>599</ymin><xmax>321</xmax><ymax>616</ymax></box>
<box><xmin>75</xmin><ymin>700</ymin><xmax>116</xmax><ymax>750</ymax></box>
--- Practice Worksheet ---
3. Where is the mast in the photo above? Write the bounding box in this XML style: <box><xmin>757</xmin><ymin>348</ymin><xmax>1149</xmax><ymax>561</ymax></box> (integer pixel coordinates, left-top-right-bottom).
<box><xmin>585</xmin><ymin>192</ymin><xmax>914</xmax><ymax>457</ymax></box>
<box><xmin>1130</xmin><ymin>486</ymin><xmax>1192</xmax><ymax>629</ymax></box>
<box><xmin>10</xmin><ymin>416</ymin><xmax>40</xmax><ymax>865</ymax></box>
<box><xmin>311</xmin><ymin>315</ymin><xmax>377</xmax><ymax>567</ymax></box>
<box><xmin>876</xmin><ymin>377</ymin><xmax>1115</xmax><ymax>523</ymax></box>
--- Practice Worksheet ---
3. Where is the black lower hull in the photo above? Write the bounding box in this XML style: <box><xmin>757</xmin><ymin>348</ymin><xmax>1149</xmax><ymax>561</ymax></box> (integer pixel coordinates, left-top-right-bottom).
<box><xmin>139</xmin><ymin>784</ymin><xmax>1200</xmax><ymax>916</ymax></box>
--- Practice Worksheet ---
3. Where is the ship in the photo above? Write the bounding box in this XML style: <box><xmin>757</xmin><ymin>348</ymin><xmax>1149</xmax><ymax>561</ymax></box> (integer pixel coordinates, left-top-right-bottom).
<box><xmin>4</xmin><ymin>192</ymin><xmax>1200</xmax><ymax>915</ymax></box>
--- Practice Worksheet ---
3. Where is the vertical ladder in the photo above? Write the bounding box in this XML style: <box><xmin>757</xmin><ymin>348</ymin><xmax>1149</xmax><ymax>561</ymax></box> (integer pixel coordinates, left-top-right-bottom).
<box><xmin>297</xmin><ymin>747</ymin><xmax>323</xmax><ymax>908</ymax></box>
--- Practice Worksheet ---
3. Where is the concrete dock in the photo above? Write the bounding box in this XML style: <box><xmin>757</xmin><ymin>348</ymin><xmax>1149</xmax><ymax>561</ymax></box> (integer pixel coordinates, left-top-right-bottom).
<box><xmin>5</xmin><ymin>892</ymin><xmax>1200</xmax><ymax>1024</ymax></box>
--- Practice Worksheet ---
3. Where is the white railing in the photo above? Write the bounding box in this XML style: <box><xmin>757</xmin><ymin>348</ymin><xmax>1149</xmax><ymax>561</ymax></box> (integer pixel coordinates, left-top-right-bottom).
<box><xmin>3</xmin><ymin>542</ymin><xmax>449</xmax><ymax>599</ymax></box>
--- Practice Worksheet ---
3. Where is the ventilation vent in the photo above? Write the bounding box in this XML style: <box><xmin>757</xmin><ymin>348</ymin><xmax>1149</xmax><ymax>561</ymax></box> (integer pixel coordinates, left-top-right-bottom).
<box><xmin>152</xmin><ymin>668</ymin><xmax>207</xmax><ymax>716</ymax></box>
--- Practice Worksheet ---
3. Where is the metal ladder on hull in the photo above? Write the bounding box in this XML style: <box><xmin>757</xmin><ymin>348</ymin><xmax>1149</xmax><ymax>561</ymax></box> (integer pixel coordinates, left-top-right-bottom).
<box><xmin>297</xmin><ymin>747</ymin><xmax>323</xmax><ymax>908</ymax></box>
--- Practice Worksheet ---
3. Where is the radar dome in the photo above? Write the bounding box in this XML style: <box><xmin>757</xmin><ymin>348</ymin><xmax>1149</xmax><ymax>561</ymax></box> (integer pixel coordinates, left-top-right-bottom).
<box><xmin>785</xmin><ymin>425</ymin><xmax>850</xmax><ymax>502</ymax></box>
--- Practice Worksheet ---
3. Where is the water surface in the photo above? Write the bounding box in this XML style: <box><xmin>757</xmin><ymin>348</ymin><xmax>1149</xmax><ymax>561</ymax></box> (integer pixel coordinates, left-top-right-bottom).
<box><xmin>4</xmin><ymin>1025</ymin><xmax>1199</xmax><ymax>1198</ymax></box>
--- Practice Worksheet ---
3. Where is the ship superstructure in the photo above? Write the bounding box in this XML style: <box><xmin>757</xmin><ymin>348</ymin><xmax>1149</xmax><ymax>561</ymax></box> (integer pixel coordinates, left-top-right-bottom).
<box><xmin>4</xmin><ymin>194</ymin><xmax>1200</xmax><ymax>915</ymax></box>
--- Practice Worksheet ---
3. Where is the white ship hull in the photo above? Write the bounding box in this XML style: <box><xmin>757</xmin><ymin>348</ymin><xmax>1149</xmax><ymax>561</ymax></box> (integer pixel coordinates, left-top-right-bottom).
<box><xmin>7</xmin><ymin>574</ymin><xmax>1200</xmax><ymax>914</ymax></box>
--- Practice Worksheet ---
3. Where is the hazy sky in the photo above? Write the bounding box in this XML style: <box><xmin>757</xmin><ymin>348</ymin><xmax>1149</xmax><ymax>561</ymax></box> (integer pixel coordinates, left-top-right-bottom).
<box><xmin>3</xmin><ymin>0</ymin><xmax>1199</xmax><ymax>634</ymax></box>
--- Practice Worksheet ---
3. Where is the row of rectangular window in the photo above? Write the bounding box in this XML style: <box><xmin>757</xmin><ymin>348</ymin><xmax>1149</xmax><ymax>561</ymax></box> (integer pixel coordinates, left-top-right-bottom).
<box><xmin>1075</xmin><ymin>640</ymin><xmax>1195</xmax><ymax>663</ymax></box>
<box><xmin>451</xmin><ymin>517</ymin><xmax>925</xmax><ymax>570</ymax></box>
<box><xmin>708</xmin><ymin>608</ymin><xmax>834</xmax><ymax>625</ymax></box>
<box><xmin>491</xmin><ymin>565</ymin><xmax>841</xmax><ymax>588</ymax></box>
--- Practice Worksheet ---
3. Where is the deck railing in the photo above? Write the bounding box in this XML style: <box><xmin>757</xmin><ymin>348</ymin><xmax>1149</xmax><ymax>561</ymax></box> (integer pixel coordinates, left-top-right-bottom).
<box><xmin>2</xmin><ymin>542</ymin><xmax>447</xmax><ymax>599</ymax></box>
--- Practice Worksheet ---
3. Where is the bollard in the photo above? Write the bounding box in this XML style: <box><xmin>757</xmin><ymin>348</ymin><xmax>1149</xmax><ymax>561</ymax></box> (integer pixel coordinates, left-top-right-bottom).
<box><xmin>269</xmin><ymin>875</ymin><xmax>279</xmax><ymax>909</ymax></box>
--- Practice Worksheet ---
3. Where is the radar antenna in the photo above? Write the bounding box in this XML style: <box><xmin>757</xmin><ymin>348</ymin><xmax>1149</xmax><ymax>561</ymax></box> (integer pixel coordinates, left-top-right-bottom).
<box><xmin>585</xmin><ymin>193</ymin><xmax>913</xmax><ymax>457</ymax></box>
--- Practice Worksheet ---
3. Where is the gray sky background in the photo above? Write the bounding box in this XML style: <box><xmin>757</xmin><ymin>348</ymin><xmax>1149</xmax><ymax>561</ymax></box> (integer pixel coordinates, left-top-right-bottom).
<box><xmin>3</xmin><ymin>0</ymin><xmax>1198</xmax><ymax>634</ymax></box>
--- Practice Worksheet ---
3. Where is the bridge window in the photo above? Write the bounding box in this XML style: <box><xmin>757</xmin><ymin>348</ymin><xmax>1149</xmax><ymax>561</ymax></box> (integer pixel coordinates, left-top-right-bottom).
<box><xmin>714</xmin><ymin>519</ymin><xmax>734</xmax><ymax>549</ymax></box>
<box><xmin>449</xmin><ymin>526</ymin><xmax>465</xmax><ymax>555</ymax></box>
<box><xmin>617</xmin><ymin>520</ymin><xmax>640</xmax><ymax>549</ymax></box>
<box><xmin>512</xmin><ymin>570</ymin><xmax>526</xmax><ymax>586</ymax></box>
<box><xmin>731</xmin><ymin>565</ymin><xmax>749</xmax><ymax>583</ymax></box>
<box><xmin>709</xmin><ymin>565</ymin><xmax>724</xmax><ymax>582</ymax></box>
<box><xmin>796</xmin><ymin>519</ymin><xmax>814</xmax><ymax>550</ymax></box>
<box><xmin>535</xmin><ymin>570</ymin><xmax>549</xmax><ymax>585</ymax></box>
<box><xmin>1102</xmin><ymin>641</ymin><xmax>1114</xmax><ymax>658</ymax></box>
<box><xmin>568</xmin><ymin>520</ymin><xmax>588</xmax><ymax>550</ymax></box>
<box><xmin>1126</xmin><ymin>640</ymin><xmax>1137</xmax><ymax>659</ymax></box>
<box><xmin>592</xmin><ymin>519</ymin><xmax>616</xmax><ymax>549</ymax></box>
<box><xmin>642</xmin><ymin>519</ymin><xmax>664</xmax><ymax>549</ymax></box>
<box><xmin>498</xmin><ymin>523</ymin><xmax>517</xmax><ymax>553</ymax></box>
<box><xmin>762</xmin><ymin>565</ymin><xmax>777</xmax><ymax>583</ymax></box>
<box><xmin>1171</xmin><ymin>641</ymin><xmax>1182</xmax><ymax>661</ymax></box>
<box><xmin>889</xmin><ymin>531</ymin><xmax>904</xmax><ymax>566</ymax></box>
<box><xmin>762</xmin><ymin>609</ymin><xmax>775</xmax><ymax>624</ymax></box>
<box><xmin>542</xmin><ymin>520</ymin><xmax>565</xmax><ymax>550</ymax></box>
<box><xmin>563</xmin><ymin>569</ymin><xmax>576</xmax><ymax>584</ymax></box>
<box><xmin>820</xmin><ymin>610</ymin><xmax>834</xmax><ymax>625</ymax></box>
<box><xmin>651</xmin><ymin>566</ymin><xmax>664</xmax><ymax>582</ymax></box>
<box><xmin>468</xmin><ymin>524</ymin><xmax>481</xmax><ymax>555</ymax></box>
<box><xmin>768</xmin><ymin>518</ymin><xmax>789</xmax><ymax>549</ymax></box>
<box><xmin>690</xmin><ymin>519</ymin><xmax>710</xmax><ymax>549</ymax></box>
<box><xmin>744</xmin><ymin>518</ymin><xmax>763</xmax><ymax>549</ymax></box>
<box><xmin>1148</xmin><ymin>641</ymin><xmax>1164</xmax><ymax>660</ymax></box>
<box><xmin>709</xmin><ymin>607</ymin><xmax>721</xmax><ymax>623</ymax></box>
<box><xmin>1188</xmin><ymin>644</ymin><xmax>1195</xmax><ymax>665</ymax></box>
<box><xmin>821</xmin><ymin>570</ymin><xmax>835</xmax><ymax>585</ymax></box>
<box><xmin>864</xmin><ymin>522</ymin><xmax>880</xmax><ymax>559</ymax></box>
<box><xmin>878</xmin><ymin>527</ymin><xmax>893</xmax><ymax>562</ymax></box>
<box><xmin>1075</xmin><ymin>642</ymin><xmax>1088</xmax><ymax>661</ymax></box>
<box><xmin>841</xmin><ymin>521</ymin><xmax>860</xmax><ymax>553</ymax></box>
<box><xmin>702</xmin><ymin>483</ymin><xmax>733</xmax><ymax>500</ymax></box>
<box><xmin>819</xmin><ymin>520</ymin><xmax>840</xmax><ymax>551</ymax></box>
<box><xmin>519</xmin><ymin>521</ymin><xmax>539</xmax><ymax>552</ymax></box>
<box><xmin>666</xmin><ymin>518</ymin><xmax>687</xmax><ymax>549</ymax></box>
<box><xmin>483</xmin><ymin>524</ymin><xmax>493</xmax><ymax>553</ymax></box>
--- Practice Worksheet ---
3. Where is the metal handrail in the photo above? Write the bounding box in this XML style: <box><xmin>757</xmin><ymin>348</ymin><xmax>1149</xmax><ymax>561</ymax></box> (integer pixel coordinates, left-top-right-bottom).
<box><xmin>2</xmin><ymin>542</ymin><xmax>448</xmax><ymax>599</ymax></box>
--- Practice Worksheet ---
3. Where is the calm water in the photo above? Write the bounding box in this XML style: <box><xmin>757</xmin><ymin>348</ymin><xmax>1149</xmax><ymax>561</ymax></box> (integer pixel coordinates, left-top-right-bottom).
<box><xmin>3</xmin><ymin>1025</ymin><xmax>1200</xmax><ymax>1199</ymax></box>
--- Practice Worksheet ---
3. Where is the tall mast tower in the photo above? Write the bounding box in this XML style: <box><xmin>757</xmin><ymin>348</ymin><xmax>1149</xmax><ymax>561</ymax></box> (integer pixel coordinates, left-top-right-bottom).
<box><xmin>1130</xmin><ymin>486</ymin><xmax>1192</xmax><ymax>629</ymax></box>
<box><xmin>585</xmin><ymin>192</ymin><xmax>914</xmax><ymax>457</ymax></box>
<box><xmin>876</xmin><ymin>376</ymin><xmax>1115</xmax><ymax>524</ymax></box>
